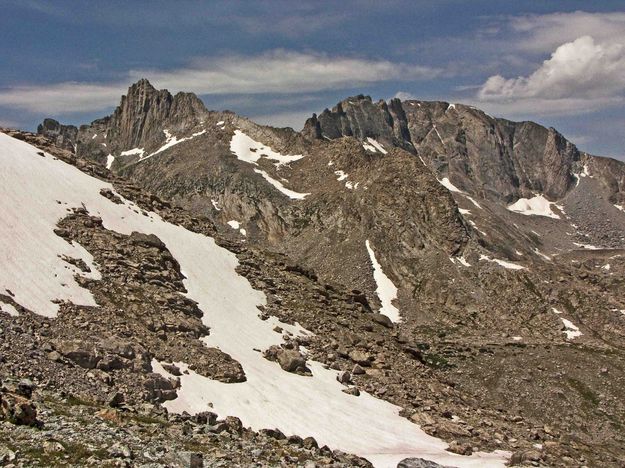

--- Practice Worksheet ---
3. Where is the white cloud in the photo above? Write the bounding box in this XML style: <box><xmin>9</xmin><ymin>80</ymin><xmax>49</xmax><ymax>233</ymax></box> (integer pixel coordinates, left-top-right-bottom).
<box><xmin>510</xmin><ymin>11</ymin><xmax>625</xmax><ymax>54</ymax></box>
<box><xmin>0</xmin><ymin>50</ymin><xmax>440</xmax><ymax>114</ymax></box>
<box><xmin>479</xmin><ymin>36</ymin><xmax>625</xmax><ymax>100</ymax></box>
<box><xmin>476</xmin><ymin>26</ymin><xmax>625</xmax><ymax>116</ymax></box>
<box><xmin>133</xmin><ymin>50</ymin><xmax>438</xmax><ymax>95</ymax></box>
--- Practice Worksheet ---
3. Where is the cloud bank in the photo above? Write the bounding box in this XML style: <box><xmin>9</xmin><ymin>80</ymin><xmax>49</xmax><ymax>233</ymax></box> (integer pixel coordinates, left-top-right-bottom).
<box><xmin>0</xmin><ymin>50</ymin><xmax>439</xmax><ymax>114</ymax></box>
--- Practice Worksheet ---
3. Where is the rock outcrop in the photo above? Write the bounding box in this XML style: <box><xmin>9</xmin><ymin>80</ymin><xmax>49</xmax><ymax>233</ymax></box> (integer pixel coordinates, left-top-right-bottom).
<box><xmin>37</xmin><ymin>118</ymin><xmax>78</xmax><ymax>152</ymax></box>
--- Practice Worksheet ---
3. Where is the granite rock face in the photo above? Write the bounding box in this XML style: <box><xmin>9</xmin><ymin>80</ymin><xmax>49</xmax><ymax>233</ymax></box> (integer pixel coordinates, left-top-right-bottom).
<box><xmin>306</xmin><ymin>95</ymin><xmax>584</xmax><ymax>202</ymax></box>
<box><xmin>104</xmin><ymin>78</ymin><xmax>208</xmax><ymax>151</ymax></box>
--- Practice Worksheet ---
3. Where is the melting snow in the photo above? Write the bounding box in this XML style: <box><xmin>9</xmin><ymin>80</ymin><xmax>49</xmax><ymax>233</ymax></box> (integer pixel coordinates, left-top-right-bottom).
<box><xmin>466</xmin><ymin>196</ymin><xmax>482</xmax><ymax>209</ymax></box>
<box><xmin>560</xmin><ymin>318</ymin><xmax>582</xmax><ymax>340</ymax></box>
<box><xmin>106</xmin><ymin>154</ymin><xmax>115</xmax><ymax>170</ymax></box>
<box><xmin>0</xmin><ymin>302</ymin><xmax>19</xmax><ymax>317</ymax></box>
<box><xmin>480</xmin><ymin>255</ymin><xmax>526</xmax><ymax>270</ymax></box>
<box><xmin>140</xmin><ymin>129</ymin><xmax>206</xmax><ymax>161</ymax></box>
<box><xmin>573</xmin><ymin>242</ymin><xmax>601</xmax><ymax>250</ymax></box>
<box><xmin>91</xmin><ymin>134</ymin><xmax>97</xmax><ymax>140</ymax></box>
<box><xmin>254</xmin><ymin>169</ymin><xmax>310</xmax><ymax>200</ymax></box>
<box><xmin>451</xmin><ymin>256</ymin><xmax>471</xmax><ymax>267</ymax></box>
<box><xmin>437</xmin><ymin>177</ymin><xmax>483</xmax><ymax>211</ymax></box>
<box><xmin>227</xmin><ymin>220</ymin><xmax>246</xmax><ymax>236</ymax></box>
<box><xmin>0</xmin><ymin>131</ymin><xmax>509</xmax><ymax>468</ymax></box>
<box><xmin>459</xmin><ymin>208</ymin><xmax>471</xmax><ymax>215</ymax></box>
<box><xmin>230</xmin><ymin>130</ymin><xmax>304</xmax><ymax>167</ymax></box>
<box><xmin>362</xmin><ymin>137</ymin><xmax>388</xmax><ymax>154</ymax></box>
<box><xmin>365</xmin><ymin>240</ymin><xmax>401</xmax><ymax>323</ymax></box>
<box><xmin>534</xmin><ymin>249</ymin><xmax>551</xmax><ymax>261</ymax></box>
<box><xmin>507</xmin><ymin>194</ymin><xmax>562</xmax><ymax>219</ymax></box>
<box><xmin>230</xmin><ymin>130</ymin><xmax>308</xmax><ymax>199</ymax></box>
<box><xmin>120</xmin><ymin>147</ymin><xmax>145</xmax><ymax>158</ymax></box>
<box><xmin>439</xmin><ymin>177</ymin><xmax>461</xmax><ymax>193</ymax></box>
<box><xmin>211</xmin><ymin>199</ymin><xmax>221</xmax><ymax>211</ymax></box>
<box><xmin>216</xmin><ymin>121</ymin><xmax>225</xmax><ymax>126</ymax></box>
<box><xmin>468</xmin><ymin>220</ymin><xmax>488</xmax><ymax>237</ymax></box>
<box><xmin>615</xmin><ymin>204</ymin><xmax>624</xmax><ymax>212</ymax></box>
<box><xmin>335</xmin><ymin>170</ymin><xmax>348</xmax><ymax>181</ymax></box>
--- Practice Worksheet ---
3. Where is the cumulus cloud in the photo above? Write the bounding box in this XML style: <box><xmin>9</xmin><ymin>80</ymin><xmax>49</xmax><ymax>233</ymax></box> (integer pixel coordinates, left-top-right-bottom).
<box><xmin>0</xmin><ymin>50</ymin><xmax>440</xmax><ymax>114</ymax></box>
<box><xmin>476</xmin><ymin>13</ymin><xmax>625</xmax><ymax>116</ymax></box>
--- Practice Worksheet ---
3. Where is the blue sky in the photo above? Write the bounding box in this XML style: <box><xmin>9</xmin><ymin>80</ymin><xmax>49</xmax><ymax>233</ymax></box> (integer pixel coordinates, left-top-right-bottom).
<box><xmin>1</xmin><ymin>0</ymin><xmax>624</xmax><ymax>159</ymax></box>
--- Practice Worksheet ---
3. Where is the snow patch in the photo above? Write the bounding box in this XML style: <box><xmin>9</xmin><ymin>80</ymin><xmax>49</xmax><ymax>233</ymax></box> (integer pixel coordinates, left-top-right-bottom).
<box><xmin>573</xmin><ymin>242</ymin><xmax>601</xmax><ymax>250</ymax></box>
<box><xmin>254</xmin><ymin>169</ymin><xmax>310</xmax><ymax>200</ymax></box>
<box><xmin>0</xmin><ymin>302</ymin><xmax>19</xmax><ymax>317</ymax></box>
<box><xmin>615</xmin><ymin>204</ymin><xmax>624</xmax><ymax>212</ymax></box>
<box><xmin>211</xmin><ymin>199</ymin><xmax>221</xmax><ymax>211</ymax></box>
<box><xmin>507</xmin><ymin>194</ymin><xmax>562</xmax><ymax>219</ymax></box>
<box><xmin>216</xmin><ymin>121</ymin><xmax>225</xmax><ymax>126</ymax></box>
<box><xmin>120</xmin><ymin>147</ymin><xmax>145</xmax><ymax>158</ymax></box>
<box><xmin>560</xmin><ymin>318</ymin><xmax>582</xmax><ymax>340</ymax></box>
<box><xmin>106</xmin><ymin>154</ymin><xmax>115</xmax><ymax>170</ymax></box>
<box><xmin>466</xmin><ymin>196</ymin><xmax>482</xmax><ymax>209</ymax></box>
<box><xmin>335</xmin><ymin>170</ymin><xmax>348</xmax><ymax>181</ymax></box>
<box><xmin>534</xmin><ymin>249</ymin><xmax>551</xmax><ymax>261</ymax></box>
<box><xmin>365</xmin><ymin>240</ymin><xmax>400</xmax><ymax>323</ymax></box>
<box><xmin>459</xmin><ymin>208</ymin><xmax>471</xmax><ymax>215</ymax></box>
<box><xmin>451</xmin><ymin>256</ymin><xmax>471</xmax><ymax>267</ymax></box>
<box><xmin>227</xmin><ymin>220</ymin><xmax>240</xmax><ymax>230</ymax></box>
<box><xmin>230</xmin><ymin>130</ymin><xmax>304</xmax><ymax>167</ymax></box>
<box><xmin>362</xmin><ymin>137</ymin><xmax>387</xmax><ymax>154</ymax></box>
<box><xmin>140</xmin><ymin>129</ymin><xmax>206</xmax><ymax>161</ymax></box>
<box><xmin>480</xmin><ymin>255</ymin><xmax>526</xmax><ymax>270</ymax></box>
<box><xmin>438</xmin><ymin>177</ymin><xmax>461</xmax><ymax>193</ymax></box>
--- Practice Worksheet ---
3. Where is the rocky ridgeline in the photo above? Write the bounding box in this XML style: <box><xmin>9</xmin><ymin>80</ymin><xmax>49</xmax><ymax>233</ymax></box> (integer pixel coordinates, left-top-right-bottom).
<box><xmin>304</xmin><ymin>95</ymin><xmax>586</xmax><ymax>202</ymax></box>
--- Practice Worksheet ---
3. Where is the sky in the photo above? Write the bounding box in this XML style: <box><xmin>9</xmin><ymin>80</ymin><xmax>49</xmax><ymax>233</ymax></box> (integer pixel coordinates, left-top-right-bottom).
<box><xmin>1</xmin><ymin>0</ymin><xmax>624</xmax><ymax>160</ymax></box>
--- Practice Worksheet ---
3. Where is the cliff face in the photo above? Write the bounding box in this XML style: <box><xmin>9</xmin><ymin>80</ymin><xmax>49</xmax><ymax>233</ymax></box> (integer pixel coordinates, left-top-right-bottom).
<box><xmin>104</xmin><ymin>78</ymin><xmax>208</xmax><ymax>151</ymax></box>
<box><xmin>303</xmin><ymin>95</ymin><xmax>413</xmax><ymax>152</ymax></box>
<box><xmin>305</xmin><ymin>96</ymin><xmax>582</xmax><ymax>202</ymax></box>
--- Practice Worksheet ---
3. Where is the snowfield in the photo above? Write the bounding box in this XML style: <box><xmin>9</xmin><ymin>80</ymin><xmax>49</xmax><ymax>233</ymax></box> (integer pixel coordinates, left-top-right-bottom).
<box><xmin>365</xmin><ymin>240</ymin><xmax>401</xmax><ymax>323</ymax></box>
<box><xmin>507</xmin><ymin>194</ymin><xmax>563</xmax><ymax>219</ymax></box>
<box><xmin>0</xmin><ymin>132</ymin><xmax>509</xmax><ymax>468</ymax></box>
